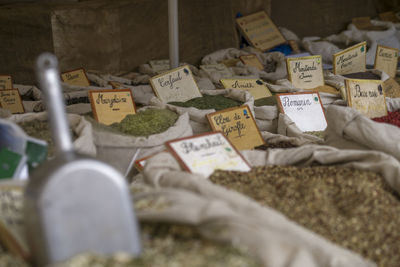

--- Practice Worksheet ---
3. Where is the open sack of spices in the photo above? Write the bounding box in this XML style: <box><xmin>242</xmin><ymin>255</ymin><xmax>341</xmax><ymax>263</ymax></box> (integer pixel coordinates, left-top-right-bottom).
<box><xmin>150</xmin><ymin>89</ymin><xmax>254</xmax><ymax>134</ymax></box>
<box><xmin>324</xmin><ymin>104</ymin><xmax>400</xmax><ymax>161</ymax></box>
<box><xmin>87</xmin><ymin>106</ymin><xmax>192</xmax><ymax>174</ymax></box>
<box><xmin>136</xmin><ymin>151</ymin><xmax>376</xmax><ymax>267</ymax></box>
<box><xmin>7</xmin><ymin>112</ymin><xmax>96</xmax><ymax>157</ymax></box>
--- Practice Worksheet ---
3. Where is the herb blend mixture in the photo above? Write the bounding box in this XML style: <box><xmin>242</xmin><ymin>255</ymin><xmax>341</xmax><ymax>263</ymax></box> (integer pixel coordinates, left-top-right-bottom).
<box><xmin>210</xmin><ymin>165</ymin><xmax>400</xmax><ymax>267</ymax></box>
<box><xmin>168</xmin><ymin>95</ymin><xmax>243</xmax><ymax>110</ymax></box>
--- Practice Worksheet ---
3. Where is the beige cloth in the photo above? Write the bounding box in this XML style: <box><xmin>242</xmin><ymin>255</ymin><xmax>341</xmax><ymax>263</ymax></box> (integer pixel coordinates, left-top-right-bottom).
<box><xmin>138</xmin><ymin>151</ymin><xmax>375</xmax><ymax>267</ymax></box>
<box><xmin>325</xmin><ymin>104</ymin><xmax>400</xmax><ymax>163</ymax></box>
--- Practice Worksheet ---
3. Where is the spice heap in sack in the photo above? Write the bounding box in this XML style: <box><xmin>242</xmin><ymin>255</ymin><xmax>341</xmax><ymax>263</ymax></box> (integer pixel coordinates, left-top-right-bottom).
<box><xmin>109</xmin><ymin>109</ymin><xmax>179</xmax><ymax>137</ymax></box>
<box><xmin>168</xmin><ymin>95</ymin><xmax>243</xmax><ymax>110</ymax></box>
<box><xmin>53</xmin><ymin>223</ymin><xmax>260</xmax><ymax>267</ymax></box>
<box><xmin>210</xmin><ymin>165</ymin><xmax>400</xmax><ymax>267</ymax></box>
<box><xmin>372</xmin><ymin>110</ymin><xmax>400</xmax><ymax>128</ymax></box>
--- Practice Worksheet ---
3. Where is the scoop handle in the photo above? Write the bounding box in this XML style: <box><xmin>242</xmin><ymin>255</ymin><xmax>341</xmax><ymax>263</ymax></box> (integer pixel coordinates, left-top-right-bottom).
<box><xmin>36</xmin><ymin>53</ymin><xmax>73</xmax><ymax>154</ymax></box>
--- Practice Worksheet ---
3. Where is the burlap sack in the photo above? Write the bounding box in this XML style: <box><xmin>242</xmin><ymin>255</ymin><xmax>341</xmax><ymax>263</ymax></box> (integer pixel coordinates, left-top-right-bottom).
<box><xmin>149</xmin><ymin>89</ymin><xmax>254</xmax><ymax>134</ymax></box>
<box><xmin>325</xmin><ymin>105</ymin><xmax>400</xmax><ymax>161</ymax></box>
<box><xmin>90</xmin><ymin>107</ymin><xmax>193</xmax><ymax>174</ymax></box>
<box><xmin>8</xmin><ymin>112</ymin><xmax>96</xmax><ymax>157</ymax></box>
<box><xmin>136</xmin><ymin>151</ymin><xmax>375</xmax><ymax>267</ymax></box>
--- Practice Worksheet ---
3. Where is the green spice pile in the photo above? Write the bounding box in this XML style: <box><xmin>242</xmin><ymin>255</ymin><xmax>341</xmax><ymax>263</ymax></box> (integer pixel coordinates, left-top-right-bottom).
<box><xmin>110</xmin><ymin>109</ymin><xmax>178</xmax><ymax>137</ymax></box>
<box><xmin>53</xmin><ymin>223</ymin><xmax>260</xmax><ymax>267</ymax></box>
<box><xmin>18</xmin><ymin>120</ymin><xmax>77</xmax><ymax>157</ymax></box>
<box><xmin>209</xmin><ymin>166</ymin><xmax>400</xmax><ymax>267</ymax></box>
<box><xmin>254</xmin><ymin>95</ymin><xmax>277</xmax><ymax>107</ymax></box>
<box><xmin>168</xmin><ymin>95</ymin><xmax>243</xmax><ymax>110</ymax></box>
<box><xmin>304</xmin><ymin>131</ymin><xmax>325</xmax><ymax>139</ymax></box>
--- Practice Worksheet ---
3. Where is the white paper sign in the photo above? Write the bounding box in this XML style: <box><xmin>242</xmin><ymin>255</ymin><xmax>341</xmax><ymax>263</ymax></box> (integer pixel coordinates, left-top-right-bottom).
<box><xmin>166</xmin><ymin>132</ymin><xmax>251</xmax><ymax>178</ymax></box>
<box><xmin>286</xmin><ymin>55</ymin><xmax>324</xmax><ymax>89</ymax></box>
<box><xmin>150</xmin><ymin>65</ymin><xmax>202</xmax><ymax>102</ymax></box>
<box><xmin>333</xmin><ymin>42</ymin><xmax>367</xmax><ymax>75</ymax></box>
<box><xmin>277</xmin><ymin>92</ymin><xmax>327</xmax><ymax>132</ymax></box>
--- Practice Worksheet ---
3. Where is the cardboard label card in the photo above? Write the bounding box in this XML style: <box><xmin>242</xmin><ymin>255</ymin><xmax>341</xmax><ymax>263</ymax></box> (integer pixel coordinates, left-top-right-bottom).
<box><xmin>0</xmin><ymin>89</ymin><xmax>24</xmax><ymax>114</ymax></box>
<box><xmin>89</xmin><ymin>89</ymin><xmax>136</xmax><ymax>125</ymax></box>
<box><xmin>108</xmin><ymin>81</ymin><xmax>123</xmax><ymax>89</ymax></box>
<box><xmin>383</xmin><ymin>78</ymin><xmax>400</xmax><ymax>98</ymax></box>
<box><xmin>206</xmin><ymin>105</ymin><xmax>264</xmax><ymax>150</ymax></box>
<box><xmin>0</xmin><ymin>75</ymin><xmax>12</xmax><ymax>90</ymax></box>
<box><xmin>286</xmin><ymin>55</ymin><xmax>324</xmax><ymax>89</ymax></box>
<box><xmin>345</xmin><ymin>79</ymin><xmax>387</xmax><ymax>118</ymax></box>
<box><xmin>0</xmin><ymin>184</ymin><xmax>29</xmax><ymax>259</ymax></box>
<box><xmin>276</xmin><ymin>92</ymin><xmax>327</xmax><ymax>132</ymax></box>
<box><xmin>149</xmin><ymin>59</ymin><xmax>170</xmax><ymax>74</ymax></box>
<box><xmin>239</xmin><ymin>54</ymin><xmax>264</xmax><ymax>70</ymax></box>
<box><xmin>236</xmin><ymin>11</ymin><xmax>286</xmax><ymax>52</ymax></box>
<box><xmin>374</xmin><ymin>45</ymin><xmax>399</xmax><ymax>78</ymax></box>
<box><xmin>61</xmin><ymin>68</ymin><xmax>90</xmax><ymax>86</ymax></box>
<box><xmin>166</xmin><ymin>132</ymin><xmax>251</xmax><ymax>178</ymax></box>
<box><xmin>150</xmin><ymin>65</ymin><xmax>202</xmax><ymax>103</ymax></box>
<box><xmin>220</xmin><ymin>79</ymin><xmax>272</xmax><ymax>100</ymax></box>
<box><xmin>222</xmin><ymin>58</ymin><xmax>240</xmax><ymax>68</ymax></box>
<box><xmin>351</xmin><ymin>17</ymin><xmax>385</xmax><ymax>31</ymax></box>
<box><xmin>333</xmin><ymin>42</ymin><xmax>367</xmax><ymax>75</ymax></box>
<box><xmin>200</xmin><ymin>64</ymin><xmax>233</xmax><ymax>78</ymax></box>
<box><xmin>379</xmin><ymin>11</ymin><xmax>399</xmax><ymax>23</ymax></box>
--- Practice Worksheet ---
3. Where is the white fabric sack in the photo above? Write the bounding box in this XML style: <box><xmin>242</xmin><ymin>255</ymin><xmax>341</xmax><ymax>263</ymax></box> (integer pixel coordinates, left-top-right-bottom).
<box><xmin>149</xmin><ymin>89</ymin><xmax>254</xmax><ymax>134</ymax></box>
<box><xmin>8</xmin><ymin>112</ymin><xmax>96</xmax><ymax>157</ymax></box>
<box><xmin>201</xmin><ymin>48</ymin><xmax>249</xmax><ymax>65</ymax></box>
<box><xmin>91</xmin><ymin>107</ymin><xmax>192</xmax><ymax>174</ymax></box>
<box><xmin>254</xmin><ymin>104</ymin><xmax>279</xmax><ymax>132</ymax></box>
<box><xmin>14</xmin><ymin>84</ymin><xmax>42</xmax><ymax>101</ymax></box>
<box><xmin>325</xmin><ymin>105</ymin><xmax>400</xmax><ymax>162</ymax></box>
<box><xmin>386</xmin><ymin>97</ymin><xmax>400</xmax><ymax>112</ymax></box>
<box><xmin>137</xmin><ymin>151</ymin><xmax>375</xmax><ymax>267</ymax></box>
<box><xmin>302</xmin><ymin>37</ymin><xmax>341</xmax><ymax>64</ymax></box>
<box><xmin>277</xmin><ymin>113</ymin><xmax>324</xmax><ymax>144</ymax></box>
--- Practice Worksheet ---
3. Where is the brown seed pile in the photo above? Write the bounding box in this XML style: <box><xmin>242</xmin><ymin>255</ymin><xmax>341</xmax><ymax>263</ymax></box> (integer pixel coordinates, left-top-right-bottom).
<box><xmin>52</xmin><ymin>223</ymin><xmax>260</xmax><ymax>267</ymax></box>
<box><xmin>255</xmin><ymin>142</ymin><xmax>298</xmax><ymax>150</ymax></box>
<box><xmin>209</xmin><ymin>165</ymin><xmax>400</xmax><ymax>267</ymax></box>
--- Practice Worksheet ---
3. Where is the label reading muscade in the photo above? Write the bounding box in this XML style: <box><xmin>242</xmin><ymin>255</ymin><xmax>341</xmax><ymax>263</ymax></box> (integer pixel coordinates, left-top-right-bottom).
<box><xmin>0</xmin><ymin>89</ymin><xmax>24</xmax><ymax>114</ymax></box>
<box><xmin>345</xmin><ymin>79</ymin><xmax>387</xmax><ymax>118</ymax></box>
<box><xmin>374</xmin><ymin>45</ymin><xmax>399</xmax><ymax>78</ymax></box>
<box><xmin>333</xmin><ymin>42</ymin><xmax>366</xmax><ymax>75</ymax></box>
<box><xmin>277</xmin><ymin>92</ymin><xmax>327</xmax><ymax>132</ymax></box>
<box><xmin>286</xmin><ymin>55</ymin><xmax>324</xmax><ymax>89</ymax></box>
<box><xmin>166</xmin><ymin>132</ymin><xmax>250</xmax><ymax>178</ymax></box>
<box><xmin>0</xmin><ymin>75</ymin><xmax>12</xmax><ymax>90</ymax></box>
<box><xmin>220</xmin><ymin>79</ymin><xmax>272</xmax><ymax>100</ymax></box>
<box><xmin>89</xmin><ymin>89</ymin><xmax>136</xmax><ymax>125</ymax></box>
<box><xmin>150</xmin><ymin>65</ymin><xmax>202</xmax><ymax>103</ymax></box>
<box><xmin>61</xmin><ymin>68</ymin><xmax>90</xmax><ymax>86</ymax></box>
<box><xmin>383</xmin><ymin>78</ymin><xmax>400</xmax><ymax>98</ymax></box>
<box><xmin>200</xmin><ymin>64</ymin><xmax>233</xmax><ymax>78</ymax></box>
<box><xmin>236</xmin><ymin>11</ymin><xmax>286</xmax><ymax>52</ymax></box>
<box><xmin>206</xmin><ymin>105</ymin><xmax>264</xmax><ymax>150</ymax></box>
<box><xmin>239</xmin><ymin>54</ymin><xmax>264</xmax><ymax>70</ymax></box>
<box><xmin>149</xmin><ymin>59</ymin><xmax>170</xmax><ymax>74</ymax></box>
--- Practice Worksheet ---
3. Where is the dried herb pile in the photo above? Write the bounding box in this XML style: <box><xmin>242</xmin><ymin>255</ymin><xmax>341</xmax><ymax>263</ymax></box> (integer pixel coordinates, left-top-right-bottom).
<box><xmin>254</xmin><ymin>95</ymin><xmax>277</xmax><ymax>107</ymax></box>
<box><xmin>304</xmin><ymin>131</ymin><xmax>325</xmax><ymax>139</ymax></box>
<box><xmin>168</xmin><ymin>95</ymin><xmax>243</xmax><ymax>110</ymax></box>
<box><xmin>110</xmin><ymin>109</ymin><xmax>179</xmax><ymax>137</ymax></box>
<box><xmin>52</xmin><ymin>223</ymin><xmax>260</xmax><ymax>267</ymax></box>
<box><xmin>209</xmin><ymin>166</ymin><xmax>400</xmax><ymax>267</ymax></box>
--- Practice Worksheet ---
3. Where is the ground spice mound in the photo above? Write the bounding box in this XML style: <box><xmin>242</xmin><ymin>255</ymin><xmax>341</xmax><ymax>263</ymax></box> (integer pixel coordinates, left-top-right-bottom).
<box><xmin>53</xmin><ymin>223</ymin><xmax>260</xmax><ymax>267</ymax></box>
<box><xmin>209</xmin><ymin>166</ymin><xmax>400</xmax><ymax>267</ymax></box>
<box><xmin>110</xmin><ymin>109</ymin><xmax>179</xmax><ymax>137</ymax></box>
<box><xmin>372</xmin><ymin>110</ymin><xmax>400</xmax><ymax>128</ymax></box>
<box><xmin>19</xmin><ymin>120</ymin><xmax>77</xmax><ymax>157</ymax></box>
<box><xmin>168</xmin><ymin>95</ymin><xmax>243</xmax><ymax>110</ymax></box>
<box><xmin>254</xmin><ymin>95</ymin><xmax>277</xmax><ymax>107</ymax></box>
<box><xmin>304</xmin><ymin>131</ymin><xmax>324</xmax><ymax>139</ymax></box>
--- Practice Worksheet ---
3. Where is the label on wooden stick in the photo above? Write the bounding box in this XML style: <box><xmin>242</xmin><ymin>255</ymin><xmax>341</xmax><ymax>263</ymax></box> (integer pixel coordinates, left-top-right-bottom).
<box><xmin>333</xmin><ymin>42</ymin><xmax>367</xmax><ymax>75</ymax></box>
<box><xmin>207</xmin><ymin>105</ymin><xmax>264</xmax><ymax>150</ymax></box>
<box><xmin>61</xmin><ymin>68</ymin><xmax>90</xmax><ymax>86</ymax></box>
<box><xmin>374</xmin><ymin>45</ymin><xmax>399</xmax><ymax>78</ymax></box>
<box><xmin>0</xmin><ymin>75</ymin><xmax>13</xmax><ymax>90</ymax></box>
<box><xmin>150</xmin><ymin>65</ymin><xmax>202</xmax><ymax>103</ymax></box>
<box><xmin>276</xmin><ymin>92</ymin><xmax>327</xmax><ymax>132</ymax></box>
<box><xmin>89</xmin><ymin>89</ymin><xmax>136</xmax><ymax>125</ymax></box>
<box><xmin>286</xmin><ymin>55</ymin><xmax>324</xmax><ymax>89</ymax></box>
<box><xmin>0</xmin><ymin>89</ymin><xmax>24</xmax><ymax>114</ymax></box>
<box><xmin>236</xmin><ymin>11</ymin><xmax>286</xmax><ymax>52</ymax></box>
<box><xmin>345</xmin><ymin>79</ymin><xmax>387</xmax><ymax>118</ymax></box>
<box><xmin>166</xmin><ymin>132</ymin><xmax>251</xmax><ymax>178</ymax></box>
<box><xmin>220</xmin><ymin>79</ymin><xmax>272</xmax><ymax>100</ymax></box>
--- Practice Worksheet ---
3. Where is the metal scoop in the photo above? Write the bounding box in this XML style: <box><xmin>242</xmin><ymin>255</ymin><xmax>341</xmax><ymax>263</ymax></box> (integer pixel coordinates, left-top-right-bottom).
<box><xmin>24</xmin><ymin>53</ymin><xmax>141</xmax><ymax>266</ymax></box>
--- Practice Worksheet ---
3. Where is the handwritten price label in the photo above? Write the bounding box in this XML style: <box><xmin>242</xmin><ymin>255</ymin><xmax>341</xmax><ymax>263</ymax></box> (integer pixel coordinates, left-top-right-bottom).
<box><xmin>333</xmin><ymin>42</ymin><xmax>366</xmax><ymax>75</ymax></box>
